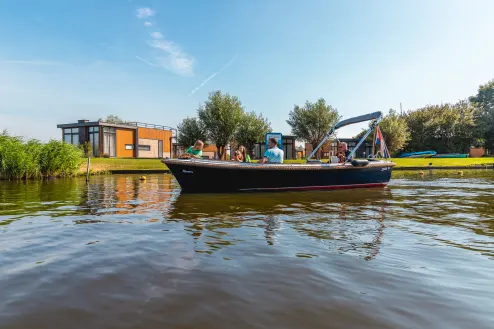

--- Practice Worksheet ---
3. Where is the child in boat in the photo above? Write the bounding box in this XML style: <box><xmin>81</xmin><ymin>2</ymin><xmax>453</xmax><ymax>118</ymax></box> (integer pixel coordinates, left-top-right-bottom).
<box><xmin>232</xmin><ymin>146</ymin><xmax>251</xmax><ymax>162</ymax></box>
<box><xmin>180</xmin><ymin>140</ymin><xmax>204</xmax><ymax>159</ymax></box>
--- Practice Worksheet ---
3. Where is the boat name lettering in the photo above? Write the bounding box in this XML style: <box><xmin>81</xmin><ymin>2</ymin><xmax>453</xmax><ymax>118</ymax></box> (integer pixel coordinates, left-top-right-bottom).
<box><xmin>182</xmin><ymin>169</ymin><xmax>194</xmax><ymax>174</ymax></box>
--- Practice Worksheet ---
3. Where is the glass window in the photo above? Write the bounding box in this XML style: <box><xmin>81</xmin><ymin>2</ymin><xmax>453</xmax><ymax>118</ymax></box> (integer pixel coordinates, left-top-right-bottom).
<box><xmin>63</xmin><ymin>128</ymin><xmax>79</xmax><ymax>146</ymax></box>
<box><xmin>103</xmin><ymin>128</ymin><xmax>116</xmax><ymax>157</ymax></box>
<box><xmin>139</xmin><ymin>145</ymin><xmax>151</xmax><ymax>151</ymax></box>
<box><xmin>64</xmin><ymin>134</ymin><xmax>72</xmax><ymax>144</ymax></box>
<box><xmin>89</xmin><ymin>128</ymin><xmax>100</xmax><ymax>157</ymax></box>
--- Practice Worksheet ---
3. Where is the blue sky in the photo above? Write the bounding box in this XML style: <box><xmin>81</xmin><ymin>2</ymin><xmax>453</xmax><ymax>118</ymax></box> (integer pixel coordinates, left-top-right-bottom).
<box><xmin>1</xmin><ymin>0</ymin><xmax>494</xmax><ymax>141</ymax></box>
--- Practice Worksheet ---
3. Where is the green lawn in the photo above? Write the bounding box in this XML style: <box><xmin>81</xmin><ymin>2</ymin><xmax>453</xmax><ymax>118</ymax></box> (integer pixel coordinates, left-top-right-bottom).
<box><xmin>82</xmin><ymin>157</ymin><xmax>494</xmax><ymax>173</ymax></box>
<box><xmin>85</xmin><ymin>158</ymin><xmax>168</xmax><ymax>172</ymax></box>
<box><xmin>285</xmin><ymin>158</ymin><xmax>494</xmax><ymax>167</ymax></box>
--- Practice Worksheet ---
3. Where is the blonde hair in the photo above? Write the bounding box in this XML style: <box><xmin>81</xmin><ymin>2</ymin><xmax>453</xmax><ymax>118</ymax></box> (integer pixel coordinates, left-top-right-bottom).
<box><xmin>238</xmin><ymin>146</ymin><xmax>247</xmax><ymax>162</ymax></box>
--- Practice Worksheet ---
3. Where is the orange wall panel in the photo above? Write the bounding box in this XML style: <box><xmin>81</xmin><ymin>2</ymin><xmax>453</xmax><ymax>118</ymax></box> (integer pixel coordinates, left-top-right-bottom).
<box><xmin>137</xmin><ymin>128</ymin><xmax>172</xmax><ymax>152</ymax></box>
<box><xmin>116</xmin><ymin>129</ymin><xmax>135</xmax><ymax>157</ymax></box>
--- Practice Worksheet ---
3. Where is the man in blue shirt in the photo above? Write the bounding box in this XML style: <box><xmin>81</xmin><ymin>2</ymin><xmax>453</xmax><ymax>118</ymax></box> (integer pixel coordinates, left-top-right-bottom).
<box><xmin>259</xmin><ymin>137</ymin><xmax>284</xmax><ymax>164</ymax></box>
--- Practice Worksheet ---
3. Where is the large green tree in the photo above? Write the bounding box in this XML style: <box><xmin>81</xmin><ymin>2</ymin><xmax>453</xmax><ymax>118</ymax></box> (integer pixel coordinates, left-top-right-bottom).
<box><xmin>198</xmin><ymin>91</ymin><xmax>244</xmax><ymax>159</ymax></box>
<box><xmin>404</xmin><ymin>101</ymin><xmax>477</xmax><ymax>153</ymax></box>
<box><xmin>235</xmin><ymin>112</ymin><xmax>271</xmax><ymax>156</ymax></box>
<box><xmin>470</xmin><ymin>79</ymin><xmax>494</xmax><ymax>151</ymax></box>
<box><xmin>177</xmin><ymin>117</ymin><xmax>207</xmax><ymax>148</ymax></box>
<box><xmin>286</xmin><ymin>98</ymin><xmax>340</xmax><ymax>158</ymax></box>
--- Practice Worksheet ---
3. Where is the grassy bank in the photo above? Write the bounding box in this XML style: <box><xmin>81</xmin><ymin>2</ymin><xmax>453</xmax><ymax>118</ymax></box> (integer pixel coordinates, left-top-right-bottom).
<box><xmin>287</xmin><ymin>158</ymin><xmax>494</xmax><ymax>168</ymax></box>
<box><xmin>83</xmin><ymin>158</ymin><xmax>168</xmax><ymax>174</ymax></box>
<box><xmin>81</xmin><ymin>157</ymin><xmax>494</xmax><ymax>174</ymax></box>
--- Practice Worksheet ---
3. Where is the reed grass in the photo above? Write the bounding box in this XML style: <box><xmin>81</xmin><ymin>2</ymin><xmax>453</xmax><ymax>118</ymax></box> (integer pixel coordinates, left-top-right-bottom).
<box><xmin>0</xmin><ymin>131</ymin><xmax>83</xmax><ymax>180</ymax></box>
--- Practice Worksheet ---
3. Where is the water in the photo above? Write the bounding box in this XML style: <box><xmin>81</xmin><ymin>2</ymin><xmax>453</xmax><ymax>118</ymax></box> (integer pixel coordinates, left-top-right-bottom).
<box><xmin>1</xmin><ymin>171</ymin><xmax>493</xmax><ymax>329</ymax></box>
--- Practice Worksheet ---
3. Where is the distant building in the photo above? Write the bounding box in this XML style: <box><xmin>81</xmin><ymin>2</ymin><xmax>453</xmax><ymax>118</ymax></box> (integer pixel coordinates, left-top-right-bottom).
<box><xmin>57</xmin><ymin>120</ymin><xmax>175</xmax><ymax>158</ymax></box>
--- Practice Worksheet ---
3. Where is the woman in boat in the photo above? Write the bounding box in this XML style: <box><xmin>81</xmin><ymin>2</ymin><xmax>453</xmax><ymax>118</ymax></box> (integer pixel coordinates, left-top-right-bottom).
<box><xmin>232</xmin><ymin>146</ymin><xmax>251</xmax><ymax>162</ymax></box>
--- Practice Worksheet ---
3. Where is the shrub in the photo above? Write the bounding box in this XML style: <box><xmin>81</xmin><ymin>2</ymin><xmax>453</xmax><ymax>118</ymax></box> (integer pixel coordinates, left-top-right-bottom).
<box><xmin>40</xmin><ymin>140</ymin><xmax>83</xmax><ymax>177</ymax></box>
<box><xmin>0</xmin><ymin>132</ymin><xmax>83</xmax><ymax>179</ymax></box>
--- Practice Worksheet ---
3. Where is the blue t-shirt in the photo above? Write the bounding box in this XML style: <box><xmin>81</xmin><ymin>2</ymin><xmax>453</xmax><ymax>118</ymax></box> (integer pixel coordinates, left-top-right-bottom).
<box><xmin>263</xmin><ymin>146</ymin><xmax>284</xmax><ymax>163</ymax></box>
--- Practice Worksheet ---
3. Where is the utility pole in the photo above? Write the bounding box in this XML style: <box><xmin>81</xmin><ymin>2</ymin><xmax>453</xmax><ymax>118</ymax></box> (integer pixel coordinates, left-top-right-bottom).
<box><xmin>400</xmin><ymin>102</ymin><xmax>403</xmax><ymax>115</ymax></box>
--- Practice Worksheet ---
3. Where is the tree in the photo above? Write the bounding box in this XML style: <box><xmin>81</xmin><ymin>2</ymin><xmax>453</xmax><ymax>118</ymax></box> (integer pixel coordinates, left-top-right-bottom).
<box><xmin>99</xmin><ymin>115</ymin><xmax>126</xmax><ymax>124</ymax></box>
<box><xmin>404</xmin><ymin>101</ymin><xmax>477</xmax><ymax>154</ymax></box>
<box><xmin>286</xmin><ymin>98</ymin><xmax>340</xmax><ymax>158</ymax></box>
<box><xmin>235</xmin><ymin>112</ymin><xmax>271</xmax><ymax>156</ymax></box>
<box><xmin>177</xmin><ymin>117</ymin><xmax>208</xmax><ymax>147</ymax></box>
<box><xmin>470</xmin><ymin>79</ymin><xmax>494</xmax><ymax>151</ymax></box>
<box><xmin>356</xmin><ymin>109</ymin><xmax>410</xmax><ymax>156</ymax></box>
<box><xmin>198</xmin><ymin>91</ymin><xmax>244</xmax><ymax>159</ymax></box>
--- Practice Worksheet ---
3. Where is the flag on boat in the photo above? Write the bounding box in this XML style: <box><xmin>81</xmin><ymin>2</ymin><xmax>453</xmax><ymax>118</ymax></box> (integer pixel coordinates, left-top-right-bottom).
<box><xmin>375</xmin><ymin>126</ymin><xmax>387</xmax><ymax>157</ymax></box>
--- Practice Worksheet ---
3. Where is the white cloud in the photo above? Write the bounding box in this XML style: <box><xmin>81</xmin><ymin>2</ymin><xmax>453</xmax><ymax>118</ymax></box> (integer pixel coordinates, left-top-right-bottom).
<box><xmin>136</xmin><ymin>7</ymin><xmax>155</xmax><ymax>19</ymax></box>
<box><xmin>134</xmin><ymin>8</ymin><xmax>195</xmax><ymax>76</ymax></box>
<box><xmin>148</xmin><ymin>39</ymin><xmax>195</xmax><ymax>76</ymax></box>
<box><xmin>189</xmin><ymin>54</ymin><xmax>237</xmax><ymax>96</ymax></box>
<box><xmin>150</xmin><ymin>32</ymin><xmax>163</xmax><ymax>39</ymax></box>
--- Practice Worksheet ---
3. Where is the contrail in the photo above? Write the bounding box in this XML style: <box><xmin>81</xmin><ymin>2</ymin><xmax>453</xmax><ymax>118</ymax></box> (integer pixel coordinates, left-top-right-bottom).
<box><xmin>189</xmin><ymin>53</ymin><xmax>238</xmax><ymax>96</ymax></box>
<box><xmin>135</xmin><ymin>55</ymin><xmax>158</xmax><ymax>67</ymax></box>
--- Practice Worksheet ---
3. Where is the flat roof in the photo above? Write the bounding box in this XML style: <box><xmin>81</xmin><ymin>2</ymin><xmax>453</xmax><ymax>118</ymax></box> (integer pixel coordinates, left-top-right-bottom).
<box><xmin>57</xmin><ymin>121</ymin><xmax>175</xmax><ymax>131</ymax></box>
<box><xmin>57</xmin><ymin>121</ymin><xmax>138</xmax><ymax>130</ymax></box>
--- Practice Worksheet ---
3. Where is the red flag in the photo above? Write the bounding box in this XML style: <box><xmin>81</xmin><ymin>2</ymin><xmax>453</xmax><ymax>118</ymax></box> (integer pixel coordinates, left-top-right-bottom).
<box><xmin>376</xmin><ymin>126</ymin><xmax>384</xmax><ymax>155</ymax></box>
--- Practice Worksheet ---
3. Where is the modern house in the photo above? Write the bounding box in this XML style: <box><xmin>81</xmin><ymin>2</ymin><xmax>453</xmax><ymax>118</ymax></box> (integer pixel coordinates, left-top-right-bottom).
<box><xmin>57</xmin><ymin>120</ymin><xmax>176</xmax><ymax>158</ymax></box>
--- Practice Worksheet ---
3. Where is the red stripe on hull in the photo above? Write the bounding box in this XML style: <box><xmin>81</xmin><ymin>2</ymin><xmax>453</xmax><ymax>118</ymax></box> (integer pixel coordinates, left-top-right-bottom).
<box><xmin>240</xmin><ymin>182</ymin><xmax>387</xmax><ymax>192</ymax></box>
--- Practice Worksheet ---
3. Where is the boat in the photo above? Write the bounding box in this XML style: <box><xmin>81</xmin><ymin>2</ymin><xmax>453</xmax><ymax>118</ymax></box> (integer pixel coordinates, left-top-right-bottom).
<box><xmin>431</xmin><ymin>153</ymin><xmax>468</xmax><ymax>158</ymax></box>
<box><xmin>164</xmin><ymin>111</ymin><xmax>395</xmax><ymax>193</ymax></box>
<box><xmin>398</xmin><ymin>151</ymin><xmax>437</xmax><ymax>158</ymax></box>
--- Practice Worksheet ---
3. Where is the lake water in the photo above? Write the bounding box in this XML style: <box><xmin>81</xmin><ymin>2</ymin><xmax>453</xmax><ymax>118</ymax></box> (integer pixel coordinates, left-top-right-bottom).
<box><xmin>1</xmin><ymin>171</ymin><xmax>493</xmax><ymax>329</ymax></box>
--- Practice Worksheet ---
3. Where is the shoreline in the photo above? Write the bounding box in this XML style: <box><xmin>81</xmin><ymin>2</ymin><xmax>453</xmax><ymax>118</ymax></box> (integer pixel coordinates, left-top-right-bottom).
<box><xmin>2</xmin><ymin>159</ymin><xmax>493</xmax><ymax>180</ymax></box>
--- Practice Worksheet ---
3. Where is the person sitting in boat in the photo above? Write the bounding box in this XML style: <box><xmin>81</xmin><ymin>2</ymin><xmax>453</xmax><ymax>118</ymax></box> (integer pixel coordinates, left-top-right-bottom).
<box><xmin>259</xmin><ymin>138</ymin><xmax>284</xmax><ymax>164</ymax></box>
<box><xmin>232</xmin><ymin>146</ymin><xmax>251</xmax><ymax>162</ymax></box>
<box><xmin>337</xmin><ymin>142</ymin><xmax>351</xmax><ymax>163</ymax></box>
<box><xmin>181</xmin><ymin>140</ymin><xmax>204</xmax><ymax>159</ymax></box>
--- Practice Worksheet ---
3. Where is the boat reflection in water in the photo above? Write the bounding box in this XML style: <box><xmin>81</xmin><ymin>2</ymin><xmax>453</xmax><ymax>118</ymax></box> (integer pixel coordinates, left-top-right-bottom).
<box><xmin>166</xmin><ymin>187</ymin><xmax>391</xmax><ymax>260</ymax></box>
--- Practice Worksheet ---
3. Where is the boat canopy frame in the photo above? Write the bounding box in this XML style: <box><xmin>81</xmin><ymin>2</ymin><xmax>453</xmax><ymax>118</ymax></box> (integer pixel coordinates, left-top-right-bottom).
<box><xmin>306</xmin><ymin>111</ymin><xmax>383</xmax><ymax>161</ymax></box>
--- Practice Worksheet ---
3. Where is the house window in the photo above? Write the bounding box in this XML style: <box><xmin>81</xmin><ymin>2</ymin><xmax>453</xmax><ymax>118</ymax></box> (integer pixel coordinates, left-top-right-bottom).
<box><xmin>125</xmin><ymin>144</ymin><xmax>134</xmax><ymax>150</ymax></box>
<box><xmin>63</xmin><ymin>128</ymin><xmax>79</xmax><ymax>146</ymax></box>
<box><xmin>103</xmin><ymin>127</ymin><xmax>116</xmax><ymax>157</ymax></box>
<box><xmin>139</xmin><ymin>145</ymin><xmax>151</xmax><ymax>151</ymax></box>
<box><xmin>88</xmin><ymin>126</ymin><xmax>100</xmax><ymax>157</ymax></box>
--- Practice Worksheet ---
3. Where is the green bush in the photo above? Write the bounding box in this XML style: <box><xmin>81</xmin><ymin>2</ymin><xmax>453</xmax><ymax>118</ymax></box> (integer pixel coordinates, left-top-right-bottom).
<box><xmin>0</xmin><ymin>131</ymin><xmax>83</xmax><ymax>179</ymax></box>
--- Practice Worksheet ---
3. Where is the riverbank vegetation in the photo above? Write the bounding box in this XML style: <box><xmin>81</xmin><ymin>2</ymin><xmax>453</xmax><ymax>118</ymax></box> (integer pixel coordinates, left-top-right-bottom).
<box><xmin>355</xmin><ymin>80</ymin><xmax>494</xmax><ymax>156</ymax></box>
<box><xmin>0</xmin><ymin>132</ymin><xmax>83</xmax><ymax>180</ymax></box>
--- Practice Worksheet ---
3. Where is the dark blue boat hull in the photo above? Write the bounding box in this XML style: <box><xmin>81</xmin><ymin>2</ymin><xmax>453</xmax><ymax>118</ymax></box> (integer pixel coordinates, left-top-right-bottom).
<box><xmin>164</xmin><ymin>160</ymin><xmax>393</xmax><ymax>193</ymax></box>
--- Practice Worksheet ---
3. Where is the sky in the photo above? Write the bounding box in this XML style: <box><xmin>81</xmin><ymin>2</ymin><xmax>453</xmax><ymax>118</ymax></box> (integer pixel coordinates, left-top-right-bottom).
<box><xmin>1</xmin><ymin>0</ymin><xmax>494</xmax><ymax>141</ymax></box>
